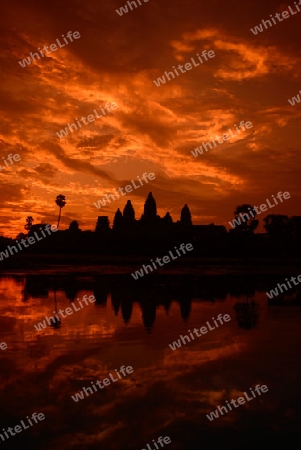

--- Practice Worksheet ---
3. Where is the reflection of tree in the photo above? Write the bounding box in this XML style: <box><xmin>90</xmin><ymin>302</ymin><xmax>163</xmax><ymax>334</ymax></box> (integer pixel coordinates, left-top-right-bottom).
<box><xmin>50</xmin><ymin>290</ymin><xmax>61</xmax><ymax>329</ymax></box>
<box><xmin>234</xmin><ymin>297</ymin><xmax>259</xmax><ymax>329</ymax></box>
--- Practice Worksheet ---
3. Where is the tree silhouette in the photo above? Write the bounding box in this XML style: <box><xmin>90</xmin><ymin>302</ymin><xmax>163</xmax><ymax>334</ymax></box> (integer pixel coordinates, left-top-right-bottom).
<box><xmin>24</xmin><ymin>216</ymin><xmax>34</xmax><ymax>232</ymax></box>
<box><xmin>233</xmin><ymin>204</ymin><xmax>259</xmax><ymax>233</ymax></box>
<box><xmin>69</xmin><ymin>220</ymin><xmax>80</xmax><ymax>232</ymax></box>
<box><xmin>17</xmin><ymin>232</ymin><xmax>27</xmax><ymax>241</ymax></box>
<box><xmin>55</xmin><ymin>195</ymin><xmax>66</xmax><ymax>229</ymax></box>
<box><xmin>263</xmin><ymin>214</ymin><xmax>293</xmax><ymax>239</ymax></box>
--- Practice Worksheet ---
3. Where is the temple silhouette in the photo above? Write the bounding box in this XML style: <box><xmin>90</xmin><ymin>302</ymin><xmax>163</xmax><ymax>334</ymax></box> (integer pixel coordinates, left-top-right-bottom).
<box><xmin>1</xmin><ymin>191</ymin><xmax>301</xmax><ymax>260</ymax></box>
<box><xmin>93</xmin><ymin>192</ymin><xmax>227</xmax><ymax>254</ymax></box>
<box><xmin>96</xmin><ymin>192</ymin><xmax>197</xmax><ymax>232</ymax></box>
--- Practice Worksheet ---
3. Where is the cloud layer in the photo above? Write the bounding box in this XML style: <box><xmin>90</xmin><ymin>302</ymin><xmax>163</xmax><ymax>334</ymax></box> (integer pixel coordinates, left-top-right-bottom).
<box><xmin>1</xmin><ymin>0</ymin><xmax>301</xmax><ymax>236</ymax></box>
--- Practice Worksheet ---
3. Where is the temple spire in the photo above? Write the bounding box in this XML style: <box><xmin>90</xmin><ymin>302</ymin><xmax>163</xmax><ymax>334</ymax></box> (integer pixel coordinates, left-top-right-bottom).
<box><xmin>123</xmin><ymin>200</ymin><xmax>135</xmax><ymax>221</ymax></box>
<box><xmin>113</xmin><ymin>208</ymin><xmax>123</xmax><ymax>230</ymax></box>
<box><xmin>143</xmin><ymin>192</ymin><xmax>157</xmax><ymax>220</ymax></box>
<box><xmin>180</xmin><ymin>204</ymin><xmax>192</xmax><ymax>227</ymax></box>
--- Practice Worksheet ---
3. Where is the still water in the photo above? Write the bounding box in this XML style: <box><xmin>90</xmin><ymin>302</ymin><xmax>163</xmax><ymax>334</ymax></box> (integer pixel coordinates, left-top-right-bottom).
<box><xmin>0</xmin><ymin>273</ymin><xmax>301</xmax><ymax>449</ymax></box>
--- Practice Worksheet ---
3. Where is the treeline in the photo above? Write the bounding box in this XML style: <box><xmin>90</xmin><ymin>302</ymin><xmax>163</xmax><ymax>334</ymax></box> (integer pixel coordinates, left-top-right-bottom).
<box><xmin>1</xmin><ymin>215</ymin><xmax>301</xmax><ymax>258</ymax></box>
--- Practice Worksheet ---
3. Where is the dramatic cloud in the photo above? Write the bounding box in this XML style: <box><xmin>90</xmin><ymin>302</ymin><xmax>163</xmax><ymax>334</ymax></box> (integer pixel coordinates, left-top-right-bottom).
<box><xmin>0</xmin><ymin>0</ymin><xmax>300</xmax><ymax>236</ymax></box>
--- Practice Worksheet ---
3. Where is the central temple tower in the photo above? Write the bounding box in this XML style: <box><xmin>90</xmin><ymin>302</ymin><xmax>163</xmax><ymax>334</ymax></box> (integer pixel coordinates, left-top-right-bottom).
<box><xmin>142</xmin><ymin>192</ymin><xmax>157</xmax><ymax>221</ymax></box>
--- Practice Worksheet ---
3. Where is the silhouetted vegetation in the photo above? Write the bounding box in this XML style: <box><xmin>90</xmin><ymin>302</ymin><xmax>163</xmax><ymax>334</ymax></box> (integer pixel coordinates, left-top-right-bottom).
<box><xmin>0</xmin><ymin>193</ymin><xmax>301</xmax><ymax>262</ymax></box>
<box><xmin>55</xmin><ymin>194</ymin><xmax>66</xmax><ymax>229</ymax></box>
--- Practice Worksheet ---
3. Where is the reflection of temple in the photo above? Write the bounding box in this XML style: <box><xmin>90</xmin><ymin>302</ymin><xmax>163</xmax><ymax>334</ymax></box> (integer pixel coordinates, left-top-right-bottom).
<box><xmin>20</xmin><ymin>273</ymin><xmax>272</xmax><ymax>331</ymax></box>
<box><xmin>177</xmin><ymin>278</ymin><xmax>193</xmax><ymax>321</ymax></box>
<box><xmin>121</xmin><ymin>300</ymin><xmax>133</xmax><ymax>324</ymax></box>
<box><xmin>140</xmin><ymin>300</ymin><xmax>156</xmax><ymax>332</ymax></box>
<box><xmin>109</xmin><ymin>277</ymin><xmax>194</xmax><ymax>329</ymax></box>
<box><xmin>94</xmin><ymin>278</ymin><xmax>109</xmax><ymax>306</ymax></box>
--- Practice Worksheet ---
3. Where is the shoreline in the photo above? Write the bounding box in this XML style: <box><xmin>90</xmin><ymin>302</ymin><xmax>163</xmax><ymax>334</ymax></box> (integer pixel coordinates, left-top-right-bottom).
<box><xmin>1</xmin><ymin>254</ymin><xmax>301</xmax><ymax>275</ymax></box>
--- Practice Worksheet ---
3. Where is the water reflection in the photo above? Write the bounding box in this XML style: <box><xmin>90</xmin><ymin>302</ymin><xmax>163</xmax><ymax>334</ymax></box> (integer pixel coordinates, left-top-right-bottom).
<box><xmin>234</xmin><ymin>298</ymin><xmax>259</xmax><ymax>329</ymax></box>
<box><xmin>267</xmin><ymin>290</ymin><xmax>301</xmax><ymax>306</ymax></box>
<box><xmin>18</xmin><ymin>274</ymin><xmax>301</xmax><ymax>331</ymax></box>
<box><xmin>1</xmin><ymin>273</ymin><xmax>301</xmax><ymax>448</ymax></box>
<box><xmin>50</xmin><ymin>291</ymin><xmax>61</xmax><ymax>329</ymax></box>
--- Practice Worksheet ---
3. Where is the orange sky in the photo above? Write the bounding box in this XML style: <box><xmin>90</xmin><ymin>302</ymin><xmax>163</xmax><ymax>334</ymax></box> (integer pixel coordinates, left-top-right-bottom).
<box><xmin>1</xmin><ymin>0</ymin><xmax>301</xmax><ymax>237</ymax></box>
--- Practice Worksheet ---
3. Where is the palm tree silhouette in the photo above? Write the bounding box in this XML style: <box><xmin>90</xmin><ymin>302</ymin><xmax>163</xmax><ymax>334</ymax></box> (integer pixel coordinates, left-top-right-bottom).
<box><xmin>55</xmin><ymin>195</ymin><xmax>66</xmax><ymax>229</ymax></box>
